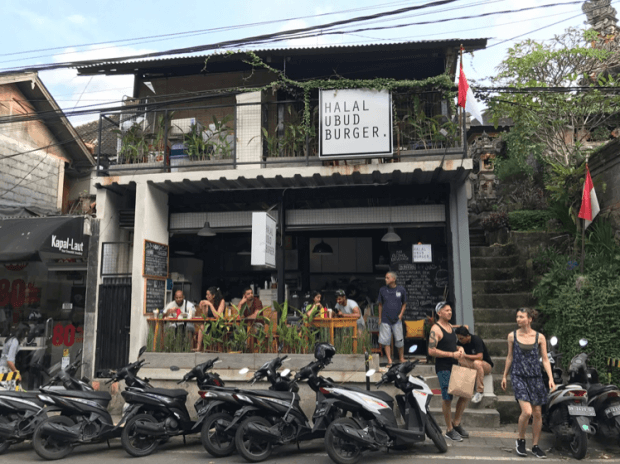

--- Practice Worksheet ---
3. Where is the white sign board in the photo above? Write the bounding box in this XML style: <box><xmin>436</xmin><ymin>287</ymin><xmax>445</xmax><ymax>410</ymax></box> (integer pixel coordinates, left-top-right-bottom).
<box><xmin>319</xmin><ymin>88</ymin><xmax>393</xmax><ymax>159</ymax></box>
<box><xmin>251</xmin><ymin>212</ymin><xmax>276</xmax><ymax>268</ymax></box>
<box><xmin>413</xmin><ymin>244</ymin><xmax>432</xmax><ymax>263</ymax></box>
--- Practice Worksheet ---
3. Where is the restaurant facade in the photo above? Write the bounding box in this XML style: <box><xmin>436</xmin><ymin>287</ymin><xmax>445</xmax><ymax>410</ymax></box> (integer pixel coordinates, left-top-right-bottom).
<box><xmin>77</xmin><ymin>40</ymin><xmax>486</xmax><ymax>377</ymax></box>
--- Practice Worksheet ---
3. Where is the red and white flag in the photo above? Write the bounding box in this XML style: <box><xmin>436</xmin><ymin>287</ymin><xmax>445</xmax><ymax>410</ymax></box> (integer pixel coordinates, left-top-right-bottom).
<box><xmin>578</xmin><ymin>164</ymin><xmax>600</xmax><ymax>230</ymax></box>
<box><xmin>458</xmin><ymin>62</ymin><xmax>483</xmax><ymax>124</ymax></box>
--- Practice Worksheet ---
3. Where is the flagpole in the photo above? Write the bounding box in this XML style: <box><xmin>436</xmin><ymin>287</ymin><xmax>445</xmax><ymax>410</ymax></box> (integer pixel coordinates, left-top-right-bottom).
<box><xmin>459</xmin><ymin>45</ymin><xmax>464</xmax><ymax>151</ymax></box>
<box><xmin>581</xmin><ymin>217</ymin><xmax>585</xmax><ymax>274</ymax></box>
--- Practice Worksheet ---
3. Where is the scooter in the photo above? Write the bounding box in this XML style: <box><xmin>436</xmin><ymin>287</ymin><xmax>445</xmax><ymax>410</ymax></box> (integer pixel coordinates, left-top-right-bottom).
<box><xmin>0</xmin><ymin>350</ymin><xmax>84</xmax><ymax>454</ymax></box>
<box><xmin>574</xmin><ymin>339</ymin><xmax>620</xmax><ymax>447</ymax></box>
<box><xmin>120</xmin><ymin>356</ymin><xmax>227</xmax><ymax>457</ymax></box>
<box><xmin>32</xmin><ymin>346</ymin><xmax>151</xmax><ymax>460</ymax></box>
<box><xmin>200</xmin><ymin>354</ymin><xmax>297</xmax><ymax>458</ymax></box>
<box><xmin>233</xmin><ymin>343</ymin><xmax>345</xmax><ymax>463</ymax></box>
<box><xmin>542</xmin><ymin>336</ymin><xmax>596</xmax><ymax>460</ymax></box>
<box><xmin>323</xmin><ymin>357</ymin><xmax>447</xmax><ymax>464</ymax></box>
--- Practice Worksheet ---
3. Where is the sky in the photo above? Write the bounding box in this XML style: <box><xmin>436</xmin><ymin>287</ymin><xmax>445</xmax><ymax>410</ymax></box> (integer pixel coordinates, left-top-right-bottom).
<box><xmin>0</xmin><ymin>0</ymin><xmax>607</xmax><ymax>126</ymax></box>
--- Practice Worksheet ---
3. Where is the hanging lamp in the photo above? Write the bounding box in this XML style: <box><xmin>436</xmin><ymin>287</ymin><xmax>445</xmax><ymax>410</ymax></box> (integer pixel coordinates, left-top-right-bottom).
<box><xmin>312</xmin><ymin>239</ymin><xmax>333</xmax><ymax>254</ymax></box>
<box><xmin>381</xmin><ymin>197</ymin><xmax>401</xmax><ymax>242</ymax></box>
<box><xmin>197</xmin><ymin>221</ymin><xmax>216</xmax><ymax>236</ymax></box>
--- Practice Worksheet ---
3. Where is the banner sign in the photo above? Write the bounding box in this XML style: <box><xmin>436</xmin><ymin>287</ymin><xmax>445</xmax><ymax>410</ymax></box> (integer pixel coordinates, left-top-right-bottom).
<box><xmin>319</xmin><ymin>88</ymin><xmax>393</xmax><ymax>159</ymax></box>
<box><xmin>251</xmin><ymin>212</ymin><xmax>276</xmax><ymax>268</ymax></box>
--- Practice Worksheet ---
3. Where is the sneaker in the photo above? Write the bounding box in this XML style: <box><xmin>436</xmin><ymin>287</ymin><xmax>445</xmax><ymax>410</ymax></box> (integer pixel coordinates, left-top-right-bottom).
<box><xmin>445</xmin><ymin>429</ymin><xmax>463</xmax><ymax>442</ymax></box>
<box><xmin>471</xmin><ymin>392</ymin><xmax>483</xmax><ymax>404</ymax></box>
<box><xmin>531</xmin><ymin>445</ymin><xmax>547</xmax><ymax>459</ymax></box>
<box><xmin>515</xmin><ymin>439</ymin><xmax>527</xmax><ymax>457</ymax></box>
<box><xmin>452</xmin><ymin>423</ymin><xmax>469</xmax><ymax>438</ymax></box>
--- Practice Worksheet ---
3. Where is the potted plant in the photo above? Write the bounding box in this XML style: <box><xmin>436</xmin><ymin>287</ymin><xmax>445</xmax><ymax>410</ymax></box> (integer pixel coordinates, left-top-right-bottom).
<box><xmin>114</xmin><ymin>123</ymin><xmax>148</xmax><ymax>164</ymax></box>
<box><xmin>184</xmin><ymin>123</ymin><xmax>210</xmax><ymax>161</ymax></box>
<box><xmin>148</xmin><ymin>112</ymin><xmax>174</xmax><ymax>164</ymax></box>
<box><xmin>206</xmin><ymin>114</ymin><xmax>234</xmax><ymax>159</ymax></box>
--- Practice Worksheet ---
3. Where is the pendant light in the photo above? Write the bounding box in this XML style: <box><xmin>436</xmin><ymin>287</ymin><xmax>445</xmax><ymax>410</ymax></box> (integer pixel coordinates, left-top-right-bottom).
<box><xmin>197</xmin><ymin>221</ymin><xmax>216</xmax><ymax>236</ymax></box>
<box><xmin>381</xmin><ymin>195</ymin><xmax>401</xmax><ymax>242</ymax></box>
<box><xmin>237</xmin><ymin>240</ymin><xmax>251</xmax><ymax>255</ymax></box>
<box><xmin>312</xmin><ymin>239</ymin><xmax>333</xmax><ymax>254</ymax></box>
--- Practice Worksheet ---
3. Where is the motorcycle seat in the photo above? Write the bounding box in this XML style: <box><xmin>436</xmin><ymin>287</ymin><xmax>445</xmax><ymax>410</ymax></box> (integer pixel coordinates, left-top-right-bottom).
<box><xmin>588</xmin><ymin>384</ymin><xmax>618</xmax><ymax>397</ymax></box>
<box><xmin>347</xmin><ymin>386</ymin><xmax>394</xmax><ymax>405</ymax></box>
<box><xmin>147</xmin><ymin>388</ymin><xmax>188</xmax><ymax>398</ymax></box>
<box><xmin>246</xmin><ymin>389</ymin><xmax>298</xmax><ymax>402</ymax></box>
<box><xmin>42</xmin><ymin>389</ymin><xmax>112</xmax><ymax>401</ymax></box>
<box><xmin>0</xmin><ymin>390</ymin><xmax>42</xmax><ymax>400</ymax></box>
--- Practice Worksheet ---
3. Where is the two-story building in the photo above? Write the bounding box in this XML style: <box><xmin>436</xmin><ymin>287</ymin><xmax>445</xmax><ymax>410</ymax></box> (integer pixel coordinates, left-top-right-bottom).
<box><xmin>76</xmin><ymin>39</ymin><xmax>487</xmax><ymax>375</ymax></box>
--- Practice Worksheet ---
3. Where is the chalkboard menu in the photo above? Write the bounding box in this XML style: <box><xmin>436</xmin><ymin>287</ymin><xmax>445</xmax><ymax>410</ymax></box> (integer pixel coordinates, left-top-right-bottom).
<box><xmin>143</xmin><ymin>240</ymin><xmax>169</xmax><ymax>278</ymax></box>
<box><xmin>389</xmin><ymin>243</ymin><xmax>449</xmax><ymax>321</ymax></box>
<box><xmin>145</xmin><ymin>278</ymin><xmax>166</xmax><ymax>314</ymax></box>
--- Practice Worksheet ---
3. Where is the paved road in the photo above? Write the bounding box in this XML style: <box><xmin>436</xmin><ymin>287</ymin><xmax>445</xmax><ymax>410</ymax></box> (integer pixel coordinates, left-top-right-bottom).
<box><xmin>6</xmin><ymin>427</ymin><xmax>620</xmax><ymax>463</ymax></box>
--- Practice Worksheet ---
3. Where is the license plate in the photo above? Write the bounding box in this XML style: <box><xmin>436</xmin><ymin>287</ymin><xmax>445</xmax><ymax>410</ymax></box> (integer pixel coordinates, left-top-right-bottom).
<box><xmin>568</xmin><ymin>405</ymin><xmax>596</xmax><ymax>417</ymax></box>
<box><xmin>604</xmin><ymin>405</ymin><xmax>620</xmax><ymax>417</ymax></box>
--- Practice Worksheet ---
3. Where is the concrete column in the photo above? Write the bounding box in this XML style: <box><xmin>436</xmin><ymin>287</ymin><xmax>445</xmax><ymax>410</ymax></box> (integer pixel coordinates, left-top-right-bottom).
<box><xmin>449</xmin><ymin>179</ymin><xmax>474</xmax><ymax>330</ymax></box>
<box><xmin>130</xmin><ymin>181</ymin><xmax>169</xmax><ymax>361</ymax></box>
<box><xmin>235</xmin><ymin>91</ymin><xmax>262</xmax><ymax>166</ymax></box>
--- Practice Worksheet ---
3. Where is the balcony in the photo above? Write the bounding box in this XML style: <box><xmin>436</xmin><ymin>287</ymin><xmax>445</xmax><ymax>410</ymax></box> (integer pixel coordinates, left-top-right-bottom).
<box><xmin>94</xmin><ymin>91</ymin><xmax>465</xmax><ymax>176</ymax></box>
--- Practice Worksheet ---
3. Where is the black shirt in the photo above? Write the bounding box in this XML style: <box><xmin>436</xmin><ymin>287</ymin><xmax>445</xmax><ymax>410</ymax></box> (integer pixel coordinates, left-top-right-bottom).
<box><xmin>434</xmin><ymin>323</ymin><xmax>458</xmax><ymax>373</ymax></box>
<box><xmin>459</xmin><ymin>334</ymin><xmax>494</xmax><ymax>367</ymax></box>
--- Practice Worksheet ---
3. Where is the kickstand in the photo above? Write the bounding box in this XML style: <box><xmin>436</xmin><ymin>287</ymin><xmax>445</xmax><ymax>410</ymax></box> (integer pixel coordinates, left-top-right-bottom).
<box><xmin>297</xmin><ymin>442</ymin><xmax>301</xmax><ymax>450</ymax></box>
<box><xmin>107</xmin><ymin>440</ymin><xmax>111</xmax><ymax>448</ymax></box>
<box><xmin>183</xmin><ymin>435</ymin><xmax>186</xmax><ymax>445</ymax></box>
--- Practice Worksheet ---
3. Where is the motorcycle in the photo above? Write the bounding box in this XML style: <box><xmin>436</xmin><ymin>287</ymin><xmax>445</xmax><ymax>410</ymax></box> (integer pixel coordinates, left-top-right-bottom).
<box><xmin>575</xmin><ymin>339</ymin><xmax>620</xmax><ymax>447</ymax></box>
<box><xmin>323</xmin><ymin>356</ymin><xmax>447</xmax><ymax>464</ymax></box>
<box><xmin>542</xmin><ymin>336</ymin><xmax>596</xmax><ymax>460</ymax></box>
<box><xmin>233</xmin><ymin>343</ymin><xmax>345</xmax><ymax>463</ymax></box>
<box><xmin>32</xmin><ymin>346</ymin><xmax>151</xmax><ymax>460</ymax></box>
<box><xmin>120</xmin><ymin>356</ymin><xmax>226</xmax><ymax>457</ymax></box>
<box><xmin>0</xmin><ymin>350</ymin><xmax>84</xmax><ymax>454</ymax></box>
<box><xmin>200</xmin><ymin>354</ymin><xmax>299</xmax><ymax>458</ymax></box>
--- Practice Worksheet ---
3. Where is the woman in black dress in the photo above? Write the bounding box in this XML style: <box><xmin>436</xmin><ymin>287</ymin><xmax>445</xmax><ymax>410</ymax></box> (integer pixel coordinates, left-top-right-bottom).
<box><xmin>501</xmin><ymin>308</ymin><xmax>555</xmax><ymax>459</ymax></box>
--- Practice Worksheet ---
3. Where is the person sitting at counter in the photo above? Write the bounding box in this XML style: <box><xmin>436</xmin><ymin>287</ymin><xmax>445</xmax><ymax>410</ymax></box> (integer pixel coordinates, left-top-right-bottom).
<box><xmin>305</xmin><ymin>291</ymin><xmax>326</xmax><ymax>318</ymax></box>
<box><xmin>194</xmin><ymin>287</ymin><xmax>226</xmax><ymax>351</ymax></box>
<box><xmin>239</xmin><ymin>287</ymin><xmax>263</xmax><ymax>320</ymax></box>
<box><xmin>164</xmin><ymin>290</ymin><xmax>196</xmax><ymax>333</ymax></box>
<box><xmin>335</xmin><ymin>289</ymin><xmax>365</xmax><ymax>332</ymax></box>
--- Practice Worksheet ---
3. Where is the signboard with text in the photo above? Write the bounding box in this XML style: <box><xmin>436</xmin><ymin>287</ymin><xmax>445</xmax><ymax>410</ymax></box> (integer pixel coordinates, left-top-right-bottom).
<box><xmin>251</xmin><ymin>212</ymin><xmax>276</xmax><ymax>268</ymax></box>
<box><xmin>413</xmin><ymin>244</ymin><xmax>432</xmax><ymax>263</ymax></box>
<box><xmin>319</xmin><ymin>88</ymin><xmax>393</xmax><ymax>159</ymax></box>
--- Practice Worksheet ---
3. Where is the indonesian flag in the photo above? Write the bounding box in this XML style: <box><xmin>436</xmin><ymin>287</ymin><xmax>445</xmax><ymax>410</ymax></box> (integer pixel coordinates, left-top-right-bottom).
<box><xmin>578</xmin><ymin>164</ymin><xmax>600</xmax><ymax>230</ymax></box>
<box><xmin>458</xmin><ymin>63</ymin><xmax>483</xmax><ymax>124</ymax></box>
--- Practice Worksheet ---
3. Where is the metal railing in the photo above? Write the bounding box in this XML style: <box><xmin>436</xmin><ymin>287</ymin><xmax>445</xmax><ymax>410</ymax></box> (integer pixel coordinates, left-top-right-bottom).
<box><xmin>95</xmin><ymin>92</ymin><xmax>464</xmax><ymax>175</ymax></box>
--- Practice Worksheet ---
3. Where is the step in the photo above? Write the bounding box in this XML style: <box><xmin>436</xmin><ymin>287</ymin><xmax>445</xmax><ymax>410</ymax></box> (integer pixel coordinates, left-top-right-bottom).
<box><xmin>474</xmin><ymin>308</ymin><xmax>517</xmax><ymax>324</ymax></box>
<box><xmin>496</xmin><ymin>395</ymin><xmax>521</xmax><ymax>424</ymax></box>
<box><xmin>430</xmin><ymin>406</ymin><xmax>500</xmax><ymax>428</ymax></box>
<box><xmin>473</xmin><ymin>293</ymin><xmax>536</xmax><ymax>309</ymax></box>
<box><xmin>469</xmin><ymin>238</ymin><xmax>487</xmax><ymax>246</ymax></box>
<box><xmin>470</xmin><ymin>255</ymin><xmax>519</xmax><ymax>268</ymax></box>
<box><xmin>482</xmin><ymin>339</ymin><xmax>509</xmax><ymax>357</ymax></box>
<box><xmin>476</xmin><ymin>322</ymin><xmax>519</xmax><ymax>340</ymax></box>
<box><xmin>469</xmin><ymin>244</ymin><xmax>517</xmax><ymax>257</ymax></box>
<box><xmin>471</xmin><ymin>267</ymin><xmax>524</xmax><ymax>281</ymax></box>
<box><xmin>493</xmin><ymin>375</ymin><xmax>514</xmax><ymax>396</ymax></box>
<box><xmin>472</xmin><ymin>279</ymin><xmax>529</xmax><ymax>294</ymax></box>
<box><xmin>429</xmin><ymin>392</ymin><xmax>497</xmax><ymax>410</ymax></box>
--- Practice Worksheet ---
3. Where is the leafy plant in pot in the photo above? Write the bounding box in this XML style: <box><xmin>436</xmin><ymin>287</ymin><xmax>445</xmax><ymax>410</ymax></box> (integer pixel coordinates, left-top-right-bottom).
<box><xmin>148</xmin><ymin>111</ymin><xmax>174</xmax><ymax>163</ymax></box>
<box><xmin>114</xmin><ymin>123</ymin><xmax>149</xmax><ymax>164</ymax></box>
<box><xmin>206</xmin><ymin>114</ymin><xmax>234</xmax><ymax>159</ymax></box>
<box><xmin>184</xmin><ymin>123</ymin><xmax>210</xmax><ymax>161</ymax></box>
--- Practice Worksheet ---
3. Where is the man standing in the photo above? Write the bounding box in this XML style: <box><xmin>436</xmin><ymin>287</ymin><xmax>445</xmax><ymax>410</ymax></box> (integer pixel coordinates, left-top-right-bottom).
<box><xmin>335</xmin><ymin>289</ymin><xmax>365</xmax><ymax>332</ymax></box>
<box><xmin>377</xmin><ymin>271</ymin><xmax>406</xmax><ymax>366</ymax></box>
<box><xmin>239</xmin><ymin>287</ymin><xmax>263</xmax><ymax>320</ymax></box>
<box><xmin>455</xmin><ymin>326</ymin><xmax>494</xmax><ymax>404</ymax></box>
<box><xmin>428</xmin><ymin>301</ymin><xmax>469</xmax><ymax>442</ymax></box>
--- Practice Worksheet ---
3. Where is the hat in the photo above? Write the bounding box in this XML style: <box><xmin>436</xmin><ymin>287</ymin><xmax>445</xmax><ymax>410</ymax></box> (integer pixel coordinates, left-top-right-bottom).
<box><xmin>335</xmin><ymin>289</ymin><xmax>346</xmax><ymax>297</ymax></box>
<box><xmin>435</xmin><ymin>301</ymin><xmax>449</xmax><ymax>314</ymax></box>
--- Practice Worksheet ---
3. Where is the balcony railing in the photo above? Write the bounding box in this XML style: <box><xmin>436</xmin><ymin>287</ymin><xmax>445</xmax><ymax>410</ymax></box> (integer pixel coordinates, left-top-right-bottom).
<box><xmin>95</xmin><ymin>92</ymin><xmax>464</xmax><ymax>175</ymax></box>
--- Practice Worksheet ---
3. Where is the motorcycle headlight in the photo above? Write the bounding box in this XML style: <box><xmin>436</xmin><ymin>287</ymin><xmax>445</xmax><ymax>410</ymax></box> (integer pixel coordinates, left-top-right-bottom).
<box><xmin>38</xmin><ymin>394</ymin><xmax>53</xmax><ymax>403</ymax></box>
<box><xmin>122</xmin><ymin>402</ymin><xmax>131</xmax><ymax>413</ymax></box>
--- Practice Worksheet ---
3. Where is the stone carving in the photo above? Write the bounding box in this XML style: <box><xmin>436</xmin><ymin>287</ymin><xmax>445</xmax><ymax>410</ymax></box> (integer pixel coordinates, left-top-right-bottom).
<box><xmin>583</xmin><ymin>0</ymin><xmax>618</xmax><ymax>35</ymax></box>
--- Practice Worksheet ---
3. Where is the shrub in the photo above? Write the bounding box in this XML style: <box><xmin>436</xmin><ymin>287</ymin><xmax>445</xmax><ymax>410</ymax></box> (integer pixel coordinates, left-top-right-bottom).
<box><xmin>508</xmin><ymin>210</ymin><xmax>553</xmax><ymax>231</ymax></box>
<box><xmin>481</xmin><ymin>211</ymin><xmax>509</xmax><ymax>231</ymax></box>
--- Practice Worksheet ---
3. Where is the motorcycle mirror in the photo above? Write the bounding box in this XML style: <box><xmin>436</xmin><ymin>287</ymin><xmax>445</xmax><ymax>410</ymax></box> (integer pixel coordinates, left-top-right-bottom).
<box><xmin>366</xmin><ymin>369</ymin><xmax>376</xmax><ymax>377</ymax></box>
<box><xmin>408</xmin><ymin>345</ymin><xmax>418</xmax><ymax>353</ymax></box>
<box><xmin>280</xmin><ymin>369</ymin><xmax>291</xmax><ymax>377</ymax></box>
<box><xmin>170</xmin><ymin>366</ymin><xmax>180</xmax><ymax>371</ymax></box>
<box><xmin>239</xmin><ymin>368</ymin><xmax>250</xmax><ymax>375</ymax></box>
<box><xmin>579</xmin><ymin>338</ymin><xmax>588</xmax><ymax>348</ymax></box>
<box><xmin>550</xmin><ymin>336</ymin><xmax>558</xmax><ymax>347</ymax></box>
<box><xmin>138</xmin><ymin>346</ymin><xmax>147</xmax><ymax>358</ymax></box>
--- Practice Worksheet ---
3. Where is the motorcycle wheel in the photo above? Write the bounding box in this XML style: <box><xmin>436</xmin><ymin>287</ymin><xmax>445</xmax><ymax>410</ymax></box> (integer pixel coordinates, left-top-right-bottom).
<box><xmin>569</xmin><ymin>419</ymin><xmax>588</xmax><ymax>460</ymax></box>
<box><xmin>426</xmin><ymin>413</ymin><xmax>448</xmax><ymax>453</ymax></box>
<box><xmin>0</xmin><ymin>416</ymin><xmax>11</xmax><ymax>454</ymax></box>
<box><xmin>325</xmin><ymin>418</ymin><xmax>363</xmax><ymax>464</ymax></box>
<box><xmin>201</xmin><ymin>411</ymin><xmax>235</xmax><ymax>457</ymax></box>
<box><xmin>32</xmin><ymin>415</ymin><xmax>74</xmax><ymax>460</ymax></box>
<box><xmin>121</xmin><ymin>413</ymin><xmax>160</xmax><ymax>457</ymax></box>
<box><xmin>235</xmin><ymin>416</ymin><xmax>272</xmax><ymax>463</ymax></box>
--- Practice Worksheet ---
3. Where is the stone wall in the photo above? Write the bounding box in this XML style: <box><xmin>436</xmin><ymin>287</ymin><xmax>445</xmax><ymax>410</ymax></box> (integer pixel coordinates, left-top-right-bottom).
<box><xmin>590</xmin><ymin>139</ymin><xmax>620</xmax><ymax>239</ymax></box>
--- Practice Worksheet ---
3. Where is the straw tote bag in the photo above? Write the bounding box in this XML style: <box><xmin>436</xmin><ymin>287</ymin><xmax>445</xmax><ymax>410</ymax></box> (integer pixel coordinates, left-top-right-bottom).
<box><xmin>447</xmin><ymin>365</ymin><xmax>476</xmax><ymax>398</ymax></box>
